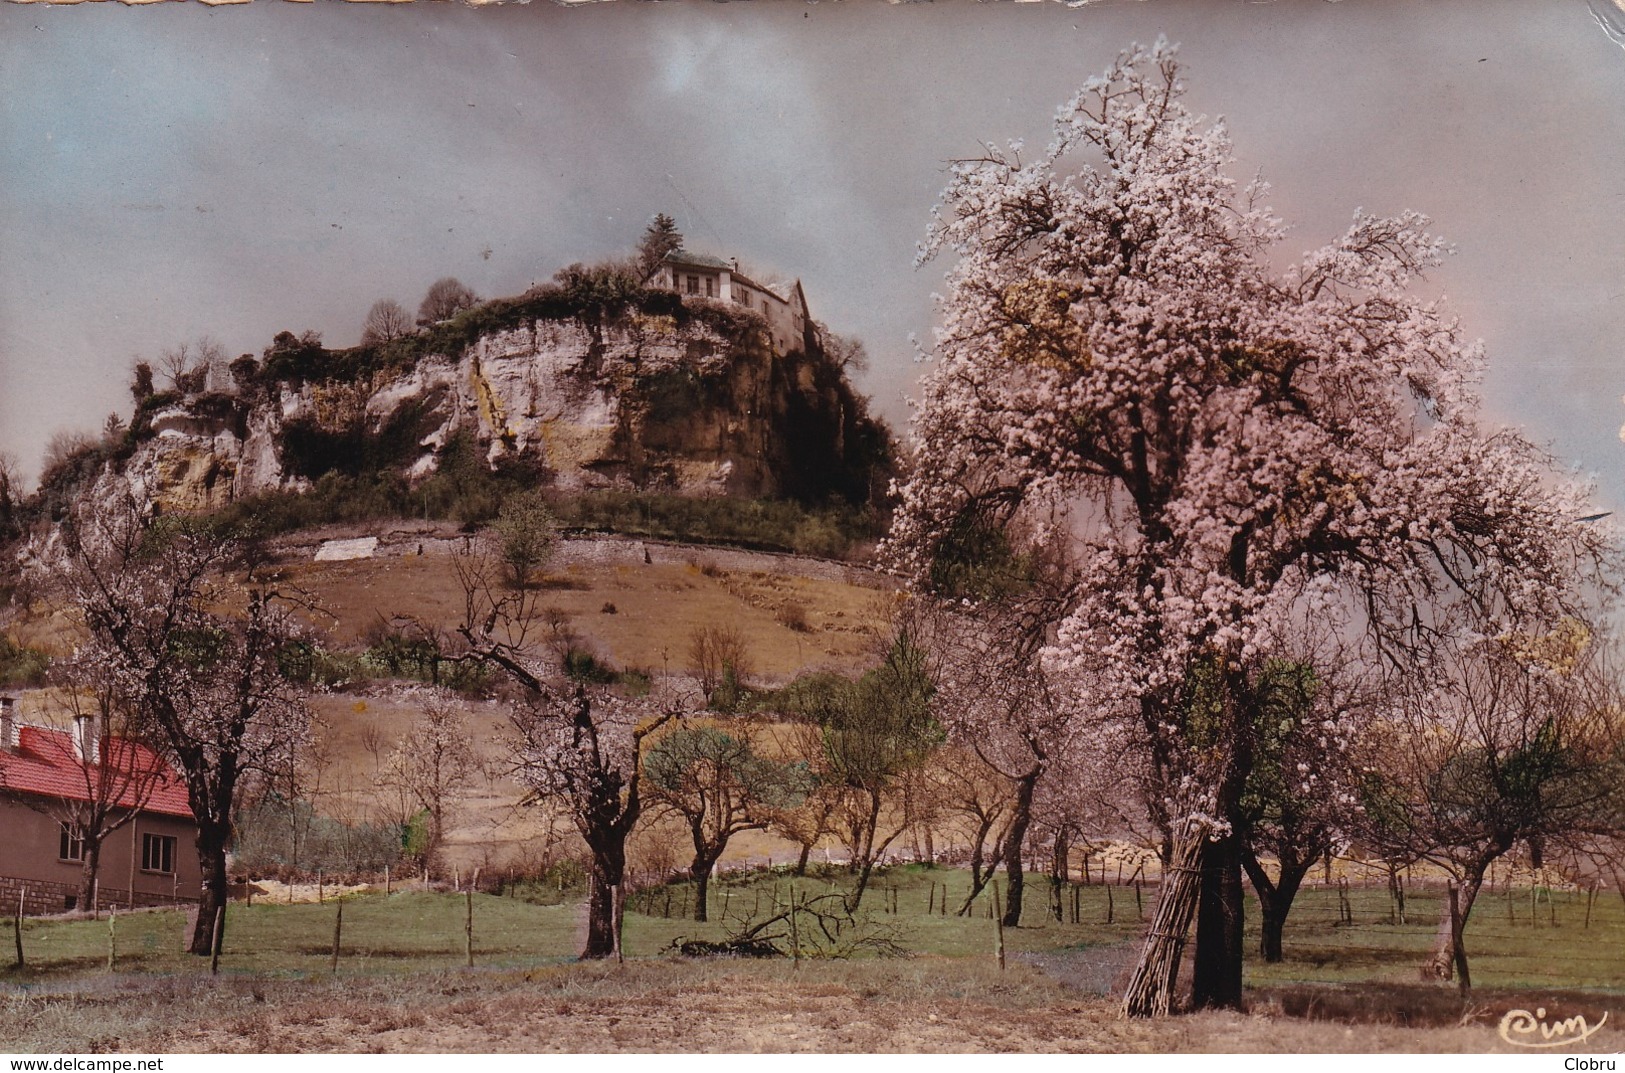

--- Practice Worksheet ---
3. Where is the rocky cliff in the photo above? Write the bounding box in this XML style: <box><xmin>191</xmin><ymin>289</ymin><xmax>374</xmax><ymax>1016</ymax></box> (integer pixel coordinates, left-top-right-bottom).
<box><xmin>116</xmin><ymin>285</ymin><xmax>889</xmax><ymax>515</ymax></box>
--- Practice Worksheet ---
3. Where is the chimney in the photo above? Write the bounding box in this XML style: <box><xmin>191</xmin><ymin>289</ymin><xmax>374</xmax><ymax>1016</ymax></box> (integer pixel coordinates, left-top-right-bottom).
<box><xmin>72</xmin><ymin>713</ymin><xmax>98</xmax><ymax>764</ymax></box>
<box><xmin>0</xmin><ymin>696</ymin><xmax>13</xmax><ymax>751</ymax></box>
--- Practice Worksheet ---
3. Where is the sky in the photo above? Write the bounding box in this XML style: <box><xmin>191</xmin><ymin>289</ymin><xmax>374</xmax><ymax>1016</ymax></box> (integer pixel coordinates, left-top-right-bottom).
<box><xmin>4</xmin><ymin>0</ymin><xmax>1625</xmax><ymax>511</ymax></box>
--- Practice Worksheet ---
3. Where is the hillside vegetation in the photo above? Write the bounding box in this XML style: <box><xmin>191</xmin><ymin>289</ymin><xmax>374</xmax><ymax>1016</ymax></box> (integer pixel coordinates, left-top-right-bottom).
<box><xmin>7</xmin><ymin>259</ymin><xmax>891</xmax><ymax>541</ymax></box>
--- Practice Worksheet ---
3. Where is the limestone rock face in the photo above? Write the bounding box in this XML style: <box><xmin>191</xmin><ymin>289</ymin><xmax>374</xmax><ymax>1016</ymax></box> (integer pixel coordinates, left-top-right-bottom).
<box><xmin>126</xmin><ymin>405</ymin><xmax>251</xmax><ymax>513</ymax></box>
<box><xmin>120</xmin><ymin>304</ymin><xmax>884</xmax><ymax>513</ymax></box>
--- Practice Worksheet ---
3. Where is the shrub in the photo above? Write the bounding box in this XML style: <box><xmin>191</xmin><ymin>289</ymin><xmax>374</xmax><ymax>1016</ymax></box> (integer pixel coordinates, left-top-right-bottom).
<box><xmin>492</xmin><ymin>490</ymin><xmax>557</xmax><ymax>588</ymax></box>
<box><xmin>689</xmin><ymin>623</ymin><xmax>752</xmax><ymax>705</ymax></box>
<box><xmin>359</xmin><ymin>619</ymin><xmax>490</xmax><ymax>694</ymax></box>
<box><xmin>553</xmin><ymin>492</ymin><xmax>881</xmax><ymax>559</ymax></box>
<box><xmin>563</xmin><ymin>647</ymin><xmax>619</xmax><ymax>684</ymax></box>
<box><xmin>0</xmin><ymin>634</ymin><xmax>50</xmax><ymax>688</ymax></box>
<box><xmin>276</xmin><ymin>640</ymin><xmax>374</xmax><ymax>689</ymax></box>
<box><xmin>749</xmin><ymin>671</ymin><xmax>852</xmax><ymax>721</ymax></box>
<box><xmin>233</xmin><ymin>795</ymin><xmax>404</xmax><ymax>875</ymax></box>
<box><xmin>775</xmin><ymin>601</ymin><xmax>810</xmax><ymax>632</ymax></box>
<box><xmin>502</xmin><ymin>857</ymin><xmax>591</xmax><ymax>904</ymax></box>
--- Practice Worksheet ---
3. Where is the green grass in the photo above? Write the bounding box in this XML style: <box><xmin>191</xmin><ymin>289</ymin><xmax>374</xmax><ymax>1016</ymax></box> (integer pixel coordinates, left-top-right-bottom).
<box><xmin>623</xmin><ymin>863</ymin><xmax>1146</xmax><ymax>961</ymax></box>
<box><xmin>2</xmin><ymin>870</ymin><xmax>1620</xmax><ymax>997</ymax></box>
<box><xmin>1</xmin><ymin>892</ymin><xmax>580</xmax><ymax>980</ymax></box>
<box><xmin>1243</xmin><ymin>883</ymin><xmax>1625</xmax><ymax>992</ymax></box>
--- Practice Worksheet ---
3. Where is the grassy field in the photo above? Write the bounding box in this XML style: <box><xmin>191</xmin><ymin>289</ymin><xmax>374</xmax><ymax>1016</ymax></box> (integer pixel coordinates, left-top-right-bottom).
<box><xmin>2</xmin><ymin>866</ymin><xmax>1622</xmax><ymax>1052</ymax></box>
<box><xmin>7</xmin><ymin>867</ymin><xmax>1622</xmax><ymax>988</ymax></box>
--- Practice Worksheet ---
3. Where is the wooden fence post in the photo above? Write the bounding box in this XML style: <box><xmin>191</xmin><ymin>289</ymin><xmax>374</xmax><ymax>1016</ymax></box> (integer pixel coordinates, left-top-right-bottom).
<box><xmin>465</xmin><ymin>888</ymin><xmax>475</xmax><ymax>967</ymax></box>
<box><xmin>331</xmin><ymin>899</ymin><xmax>343</xmax><ymax>975</ymax></box>
<box><xmin>209</xmin><ymin>905</ymin><xmax>225</xmax><ymax>976</ymax></box>
<box><xmin>790</xmin><ymin>890</ymin><xmax>801</xmax><ymax>970</ymax></box>
<box><xmin>1106</xmin><ymin>881</ymin><xmax>1115</xmax><ymax>925</ymax></box>
<box><xmin>107</xmin><ymin>911</ymin><xmax>116</xmax><ymax>973</ymax></box>
<box><xmin>13</xmin><ymin>889</ymin><xmax>24</xmax><ymax>969</ymax></box>
<box><xmin>992</xmin><ymin>884</ymin><xmax>1006</xmax><ymax>972</ymax></box>
<box><xmin>611</xmin><ymin>885</ymin><xmax>622</xmax><ymax>965</ymax></box>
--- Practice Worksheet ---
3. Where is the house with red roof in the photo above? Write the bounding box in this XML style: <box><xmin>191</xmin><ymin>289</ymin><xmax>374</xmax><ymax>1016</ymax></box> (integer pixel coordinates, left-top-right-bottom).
<box><xmin>0</xmin><ymin>695</ymin><xmax>201</xmax><ymax>916</ymax></box>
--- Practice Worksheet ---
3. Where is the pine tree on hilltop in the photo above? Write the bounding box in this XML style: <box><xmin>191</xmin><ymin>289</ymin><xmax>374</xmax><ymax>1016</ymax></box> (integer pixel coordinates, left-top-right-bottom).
<box><xmin>636</xmin><ymin>213</ymin><xmax>683</xmax><ymax>280</ymax></box>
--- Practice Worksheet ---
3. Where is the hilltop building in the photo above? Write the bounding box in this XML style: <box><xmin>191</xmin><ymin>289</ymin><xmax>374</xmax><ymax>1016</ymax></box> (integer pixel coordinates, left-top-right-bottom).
<box><xmin>0</xmin><ymin>695</ymin><xmax>200</xmax><ymax>916</ymax></box>
<box><xmin>649</xmin><ymin>250</ymin><xmax>814</xmax><ymax>357</ymax></box>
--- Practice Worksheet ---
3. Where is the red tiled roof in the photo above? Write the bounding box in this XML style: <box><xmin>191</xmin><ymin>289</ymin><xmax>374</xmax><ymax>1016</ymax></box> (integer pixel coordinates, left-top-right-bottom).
<box><xmin>0</xmin><ymin>725</ymin><xmax>193</xmax><ymax>819</ymax></box>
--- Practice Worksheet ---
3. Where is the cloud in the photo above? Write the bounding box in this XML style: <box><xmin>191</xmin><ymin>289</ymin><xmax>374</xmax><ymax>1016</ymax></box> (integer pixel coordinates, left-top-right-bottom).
<box><xmin>3</xmin><ymin>0</ymin><xmax>1623</xmax><ymax>513</ymax></box>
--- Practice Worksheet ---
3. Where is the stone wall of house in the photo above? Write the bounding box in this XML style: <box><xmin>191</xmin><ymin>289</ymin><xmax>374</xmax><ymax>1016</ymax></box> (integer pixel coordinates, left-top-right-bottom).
<box><xmin>0</xmin><ymin>873</ymin><xmax>194</xmax><ymax>917</ymax></box>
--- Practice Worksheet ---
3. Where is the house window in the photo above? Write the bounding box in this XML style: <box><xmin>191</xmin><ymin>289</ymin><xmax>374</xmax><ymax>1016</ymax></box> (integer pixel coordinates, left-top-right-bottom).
<box><xmin>141</xmin><ymin>833</ymin><xmax>176</xmax><ymax>874</ymax></box>
<box><xmin>685</xmin><ymin>275</ymin><xmax>699</xmax><ymax>295</ymax></box>
<box><xmin>59</xmin><ymin>824</ymin><xmax>85</xmax><ymax>862</ymax></box>
<box><xmin>705</xmin><ymin>276</ymin><xmax>716</xmax><ymax>298</ymax></box>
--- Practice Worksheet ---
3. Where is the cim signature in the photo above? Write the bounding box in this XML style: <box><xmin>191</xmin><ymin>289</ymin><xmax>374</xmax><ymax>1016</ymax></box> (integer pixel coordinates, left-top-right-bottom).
<box><xmin>1498</xmin><ymin>1007</ymin><xmax>1608</xmax><ymax>1048</ymax></box>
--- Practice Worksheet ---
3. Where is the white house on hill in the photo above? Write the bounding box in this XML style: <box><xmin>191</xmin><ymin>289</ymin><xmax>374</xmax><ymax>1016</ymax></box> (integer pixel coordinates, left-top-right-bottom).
<box><xmin>650</xmin><ymin>250</ymin><xmax>813</xmax><ymax>357</ymax></box>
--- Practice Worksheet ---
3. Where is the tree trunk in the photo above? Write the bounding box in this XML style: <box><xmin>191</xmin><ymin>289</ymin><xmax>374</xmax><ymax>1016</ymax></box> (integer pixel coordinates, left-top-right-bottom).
<box><xmin>80</xmin><ymin>839</ymin><xmax>103</xmax><ymax>914</ymax></box>
<box><xmin>1123</xmin><ymin>818</ymin><xmax>1207</xmax><ymax>1018</ymax></box>
<box><xmin>845</xmin><ymin>788</ymin><xmax>884</xmax><ymax>912</ymax></box>
<box><xmin>188</xmin><ymin>822</ymin><xmax>231</xmax><ymax>956</ymax></box>
<box><xmin>428</xmin><ymin>806</ymin><xmax>444</xmax><ymax>857</ymax></box>
<box><xmin>1257</xmin><ymin>891</ymin><xmax>1283</xmax><ymax>964</ymax></box>
<box><xmin>1050</xmin><ymin>828</ymin><xmax>1069</xmax><ymax>923</ymax></box>
<box><xmin>1425</xmin><ymin>868</ymin><xmax>1486</xmax><ymax>980</ymax></box>
<box><xmin>1241</xmin><ymin>845</ymin><xmax>1314</xmax><ymax>964</ymax></box>
<box><xmin>1191</xmin><ymin>833</ymin><xmax>1245</xmax><ymax>1009</ymax></box>
<box><xmin>957</xmin><ymin>814</ymin><xmax>1000</xmax><ymax>915</ymax></box>
<box><xmin>690</xmin><ymin>854</ymin><xmax>715</xmax><ymax>923</ymax></box>
<box><xmin>794</xmin><ymin>842</ymin><xmax>811</xmax><ymax>876</ymax></box>
<box><xmin>849</xmin><ymin>849</ymin><xmax>878</xmax><ymax>911</ymax></box>
<box><xmin>583</xmin><ymin>840</ymin><xmax>626</xmax><ymax>959</ymax></box>
<box><xmin>1188</xmin><ymin>653</ymin><xmax>1255</xmax><ymax>1011</ymax></box>
<box><xmin>1001</xmin><ymin>770</ymin><xmax>1037</xmax><ymax>929</ymax></box>
<box><xmin>688</xmin><ymin>816</ymin><xmax>719</xmax><ymax>923</ymax></box>
<box><xmin>1004</xmin><ymin>849</ymin><xmax>1025</xmax><ymax>928</ymax></box>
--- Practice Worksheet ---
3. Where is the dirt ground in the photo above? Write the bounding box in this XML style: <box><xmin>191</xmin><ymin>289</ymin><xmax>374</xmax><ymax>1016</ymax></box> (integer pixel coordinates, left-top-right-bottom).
<box><xmin>4</xmin><ymin>957</ymin><xmax>1606</xmax><ymax>1054</ymax></box>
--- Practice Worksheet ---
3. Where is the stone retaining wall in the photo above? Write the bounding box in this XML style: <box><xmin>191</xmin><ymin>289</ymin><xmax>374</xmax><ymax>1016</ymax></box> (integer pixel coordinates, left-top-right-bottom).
<box><xmin>0</xmin><ymin>873</ymin><xmax>195</xmax><ymax>917</ymax></box>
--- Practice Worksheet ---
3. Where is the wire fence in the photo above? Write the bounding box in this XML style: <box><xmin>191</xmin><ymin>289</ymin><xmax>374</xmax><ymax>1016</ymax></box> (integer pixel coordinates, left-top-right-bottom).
<box><xmin>3</xmin><ymin>867</ymin><xmax>1621</xmax><ymax>992</ymax></box>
